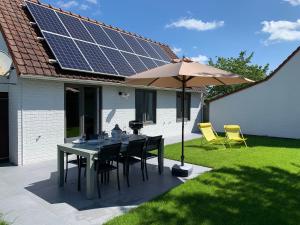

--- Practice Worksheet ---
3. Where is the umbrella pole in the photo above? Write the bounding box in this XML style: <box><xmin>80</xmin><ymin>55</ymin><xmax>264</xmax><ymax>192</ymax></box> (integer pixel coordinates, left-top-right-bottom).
<box><xmin>181</xmin><ymin>79</ymin><xmax>185</xmax><ymax>166</ymax></box>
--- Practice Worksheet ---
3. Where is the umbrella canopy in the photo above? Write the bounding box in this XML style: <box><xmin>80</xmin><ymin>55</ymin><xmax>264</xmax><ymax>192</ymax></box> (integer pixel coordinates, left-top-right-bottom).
<box><xmin>126</xmin><ymin>58</ymin><xmax>254</xmax><ymax>172</ymax></box>
<box><xmin>126</xmin><ymin>58</ymin><xmax>253</xmax><ymax>88</ymax></box>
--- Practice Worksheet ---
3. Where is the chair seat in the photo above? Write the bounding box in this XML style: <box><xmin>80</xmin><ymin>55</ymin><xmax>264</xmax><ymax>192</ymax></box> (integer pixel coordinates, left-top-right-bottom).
<box><xmin>96</xmin><ymin>163</ymin><xmax>117</xmax><ymax>172</ymax></box>
<box><xmin>206</xmin><ymin>137</ymin><xmax>225</xmax><ymax>143</ymax></box>
<box><xmin>119</xmin><ymin>156</ymin><xmax>141</xmax><ymax>164</ymax></box>
<box><xmin>144</xmin><ymin>152</ymin><xmax>157</xmax><ymax>159</ymax></box>
<box><xmin>228</xmin><ymin>137</ymin><xmax>247</xmax><ymax>141</ymax></box>
<box><xmin>68</xmin><ymin>158</ymin><xmax>87</xmax><ymax>167</ymax></box>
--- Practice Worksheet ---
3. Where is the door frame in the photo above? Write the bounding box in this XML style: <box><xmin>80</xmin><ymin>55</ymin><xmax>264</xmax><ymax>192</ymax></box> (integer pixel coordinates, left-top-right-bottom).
<box><xmin>0</xmin><ymin>92</ymin><xmax>9</xmax><ymax>162</ymax></box>
<box><xmin>64</xmin><ymin>85</ymin><xmax>102</xmax><ymax>142</ymax></box>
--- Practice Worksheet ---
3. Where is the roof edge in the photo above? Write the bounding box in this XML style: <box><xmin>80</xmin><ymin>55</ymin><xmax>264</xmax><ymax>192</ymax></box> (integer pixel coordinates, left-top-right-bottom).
<box><xmin>20</xmin><ymin>74</ymin><xmax>198</xmax><ymax>92</ymax></box>
<box><xmin>207</xmin><ymin>46</ymin><xmax>300</xmax><ymax>103</ymax></box>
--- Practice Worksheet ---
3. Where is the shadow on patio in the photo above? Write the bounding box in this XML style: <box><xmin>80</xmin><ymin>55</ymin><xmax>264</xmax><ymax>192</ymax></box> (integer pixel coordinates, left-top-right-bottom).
<box><xmin>24</xmin><ymin>158</ymin><xmax>210</xmax><ymax>211</ymax></box>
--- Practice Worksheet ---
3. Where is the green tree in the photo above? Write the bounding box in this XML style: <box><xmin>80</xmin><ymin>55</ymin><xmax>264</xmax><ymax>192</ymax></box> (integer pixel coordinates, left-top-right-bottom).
<box><xmin>207</xmin><ymin>51</ymin><xmax>269</xmax><ymax>99</ymax></box>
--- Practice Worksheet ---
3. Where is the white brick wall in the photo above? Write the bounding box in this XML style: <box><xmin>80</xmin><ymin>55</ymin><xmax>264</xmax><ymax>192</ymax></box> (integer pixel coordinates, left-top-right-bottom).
<box><xmin>8</xmin><ymin>73</ymin><xmax>21</xmax><ymax>165</ymax></box>
<box><xmin>20</xmin><ymin>79</ymin><xmax>65</xmax><ymax>164</ymax></box>
<box><xmin>209</xmin><ymin>50</ymin><xmax>300</xmax><ymax>139</ymax></box>
<box><xmin>8</xmin><ymin>79</ymin><xmax>202</xmax><ymax>165</ymax></box>
<box><xmin>102</xmin><ymin>85</ymin><xmax>202</xmax><ymax>138</ymax></box>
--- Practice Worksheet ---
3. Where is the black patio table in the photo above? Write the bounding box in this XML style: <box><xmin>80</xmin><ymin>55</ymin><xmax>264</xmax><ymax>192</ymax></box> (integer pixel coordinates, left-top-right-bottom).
<box><xmin>57</xmin><ymin>135</ymin><xmax>164</xmax><ymax>199</ymax></box>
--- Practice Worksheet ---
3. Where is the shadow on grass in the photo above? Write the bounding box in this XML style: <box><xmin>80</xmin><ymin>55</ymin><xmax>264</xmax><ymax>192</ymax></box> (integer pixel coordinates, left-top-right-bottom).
<box><xmin>108</xmin><ymin>165</ymin><xmax>300</xmax><ymax>225</ymax></box>
<box><xmin>185</xmin><ymin>144</ymin><xmax>225</xmax><ymax>151</ymax></box>
<box><xmin>239</xmin><ymin>135</ymin><xmax>300</xmax><ymax>148</ymax></box>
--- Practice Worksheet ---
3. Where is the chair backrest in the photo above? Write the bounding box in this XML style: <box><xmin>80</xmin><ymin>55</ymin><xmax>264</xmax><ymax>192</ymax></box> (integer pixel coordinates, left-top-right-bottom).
<box><xmin>98</xmin><ymin>143</ymin><xmax>121</xmax><ymax>163</ymax></box>
<box><xmin>224</xmin><ymin>125</ymin><xmax>242</xmax><ymax>140</ymax></box>
<box><xmin>126</xmin><ymin>138</ymin><xmax>146</xmax><ymax>157</ymax></box>
<box><xmin>146</xmin><ymin>135</ymin><xmax>162</xmax><ymax>151</ymax></box>
<box><xmin>198</xmin><ymin>122</ymin><xmax>217</xmax><ymax>141</ymax></box>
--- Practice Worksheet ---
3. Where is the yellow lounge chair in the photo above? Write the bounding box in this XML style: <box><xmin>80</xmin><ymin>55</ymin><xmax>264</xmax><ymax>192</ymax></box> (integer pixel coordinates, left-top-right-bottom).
<box><xmin>224</xmin><ymin>125</ymin><xmax>248</xmax><ymax>148</ymax></box>
<box><xmin>198</xmin><ymin>122</ymin><xmax>226</xmax><ymax>148</ymax></box>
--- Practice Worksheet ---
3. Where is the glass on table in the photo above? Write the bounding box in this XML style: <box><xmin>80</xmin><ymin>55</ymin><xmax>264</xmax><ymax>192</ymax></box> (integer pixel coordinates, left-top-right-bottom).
<box><xmin>98</xmin><ymin>133</ymin><xmax>104</xmax><ymax>143</ymax></box>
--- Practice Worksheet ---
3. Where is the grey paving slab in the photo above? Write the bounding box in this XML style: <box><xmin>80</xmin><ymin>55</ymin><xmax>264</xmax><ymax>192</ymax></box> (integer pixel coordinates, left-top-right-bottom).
<box><xmin>0</xmin><ymin>156</ymin><xmax>210</xmax><ymax>225</ymax></box>
<box><xmin>164</xmin><ymin>132</ymin><xmax>201</xmax><ymax>145</ymax></box>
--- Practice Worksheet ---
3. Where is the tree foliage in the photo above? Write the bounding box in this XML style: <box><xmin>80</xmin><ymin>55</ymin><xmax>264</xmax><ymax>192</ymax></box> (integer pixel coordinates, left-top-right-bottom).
<box><xmin>207</xmin><ymin>51</ymin><xmax>269</xmax><ymax>99</ymax></box>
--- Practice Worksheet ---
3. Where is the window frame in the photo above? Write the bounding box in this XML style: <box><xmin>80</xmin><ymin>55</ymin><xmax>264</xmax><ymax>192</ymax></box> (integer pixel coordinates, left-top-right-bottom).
<box><xmin>135</xmin><ymin>89</ymin><xmax>157</xmax><ymax>124</ymax></box>
<box><xmin>176</xmin><ymin>92</ymin><xmax>191</xmax><ymax>122</ymax></box>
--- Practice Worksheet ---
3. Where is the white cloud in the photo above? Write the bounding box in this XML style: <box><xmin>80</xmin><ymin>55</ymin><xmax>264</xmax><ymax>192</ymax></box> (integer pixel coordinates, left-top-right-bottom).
<box><xmin>57</xmin><ymin>0</ymin><xmax>79</xmax><ymax>9</ymax></box>
<box><xmin>86</xmin><ymin>0</ymin><xmax>98</xmax><ymax>4</ymax></box>
<box><xmin>261</xmin><ymin>19</ymin><xmax>300</xmax><ymax>43</ymax></box>
<box><xmin>56</xmin><ymin>0</ymin><xmax>98</xmax><ymax>10</ymax></box>
<box><xmin>191</xmin><ymin>54</ymin><xmax>209</xmax><ymax>64</ymax></box>
<box><xmin>79</xmin><ymin>4</ymin><xmax>89</xmax><ymax>10</ymax></box>
<box><xmin>284</xmin><ymin>0</ymin><xmax>300</xmax><ymax>6</ymax></box>
<box><xmin>172</xmin><ymin>47</ymin><xmax>182</xmax><ymax>55</ymax></box>
<box><xmin>166</xmin><ymin>18</ymin><xmax>224</xmax><ymax>31</ymax></box>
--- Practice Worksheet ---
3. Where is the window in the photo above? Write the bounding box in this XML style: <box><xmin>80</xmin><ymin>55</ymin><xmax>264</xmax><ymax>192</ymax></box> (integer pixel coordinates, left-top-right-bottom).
<box><xmin>176</xmin><ymin>92</ymin><xmax>191</xmax><ymax>121</ymax></box>
<box><xmin>135</xmin><ymin>89</ymin><xmax>156</xmax><ymax>123</ymax></box>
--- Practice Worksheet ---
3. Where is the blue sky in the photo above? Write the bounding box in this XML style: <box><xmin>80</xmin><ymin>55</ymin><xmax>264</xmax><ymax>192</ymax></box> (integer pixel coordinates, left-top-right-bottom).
<box><xmin>43</xmin><ymin>0</ymin><xmax>300</xmax><ymax>72</ymax></box>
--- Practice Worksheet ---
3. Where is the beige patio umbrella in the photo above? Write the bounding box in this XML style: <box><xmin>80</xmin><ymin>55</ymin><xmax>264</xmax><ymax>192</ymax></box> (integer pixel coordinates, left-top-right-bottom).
<box><xmin>126</xmin><ymin>58</ymin><xmax>254</xmax><ymax>176</ymax></box>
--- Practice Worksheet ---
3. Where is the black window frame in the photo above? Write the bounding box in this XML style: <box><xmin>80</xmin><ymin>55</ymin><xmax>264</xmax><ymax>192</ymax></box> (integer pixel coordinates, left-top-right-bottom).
<box><xmin>135</xmin><ymin>89</ymin><xmax>157</xmax><ymax>124</ymax></box>
<box><xmin>176</xmin><ymin>92</ymin><xmax>191</xmax><ymax>121</ymax></box>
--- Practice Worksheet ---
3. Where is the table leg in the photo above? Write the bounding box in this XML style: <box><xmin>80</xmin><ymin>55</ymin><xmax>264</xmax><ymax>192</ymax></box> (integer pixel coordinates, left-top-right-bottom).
<box><xmin>58</xmin><ymin>147</ymin><xmax>64</xmax><ymax>187</ymax></box>
<box><xmin>86</xmin><ymin>155</ymin><xmax>96</xmax><ymax>199</ymax></box>
<box><xmin>158</xmin><ymin>139</ymin><xmax>164</xmax><ymax>174</ymax></box>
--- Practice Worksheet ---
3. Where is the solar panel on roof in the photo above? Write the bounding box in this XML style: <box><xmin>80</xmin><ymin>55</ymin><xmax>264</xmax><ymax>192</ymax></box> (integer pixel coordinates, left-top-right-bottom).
<box><xmin>121</xmin><ymin>52</ymin><xmax>148</xmax><ymax>73</ymax></box>
<box><xmin>121</xmin><ymin>33</ymin><xmax>149</xmax><ymax>57</ymax></box>
<box><xmin>25</xmin><ymin>1</ymin><xmax>172</xmax><ymax>77</ymax></box>
<box><xmin>82</xmin><ymin>21</ymin><xmax>116</xmax><ymax>48</ymax></box>
<box><xmin>43</xmin><ymin>32</ymin><xmax>92</xmax><ymax>72</ymax></box>
<box><xmin>150</xmin><ymin>43</ymin><xmax>171</xmax><ymax>62</ymax></box>
<box><xmin>102</xmin><ymin>27</ymin><xmax>134</xmax><ymax>53</ymax></box>
<box><xmin>154</xmin><ymin>60</ymin><xmax>167</xmax><ymax>67</ymax></box>
<box><xmin>136</xmin><ymin>39</ymin><xmax>161</xmax><ymax>60</ymax></box>
<box><xmin>26</xmin><ymin>2</ymin><xmax>69</xmax><ymax>36</ymax></box>
<box><xmin>57</xmin><ymin>12</ymin><xmax>94</xmax><ymax>43</ymax></box>
<box><xmin>139</xmin><ymin>56</ymin><xmax>157</xmax><ymax>69</ymax></box>
<box><xmin>75</xmin><ymin>40</ymin><xmax>118</xmax><ymax>75</ymax></box>
<box><xmin>101</xmin><ymin>47</ymin><xmax>135</xmax><ymax>76</ymax></box>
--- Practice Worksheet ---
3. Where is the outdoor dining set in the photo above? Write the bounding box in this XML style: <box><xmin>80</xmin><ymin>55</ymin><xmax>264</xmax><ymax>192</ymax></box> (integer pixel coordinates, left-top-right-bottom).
<box><xmin>57</xmin><ymin>124</ymin><xmax>164</xmax><ymax>199</ymax></box>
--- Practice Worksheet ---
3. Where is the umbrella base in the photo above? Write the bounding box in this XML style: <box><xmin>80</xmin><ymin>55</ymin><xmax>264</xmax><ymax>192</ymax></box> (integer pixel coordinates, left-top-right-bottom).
<box><xmin>171</xmin><ymin>164</ymin><xmax>193</xmax><ymax>177</ymax></box>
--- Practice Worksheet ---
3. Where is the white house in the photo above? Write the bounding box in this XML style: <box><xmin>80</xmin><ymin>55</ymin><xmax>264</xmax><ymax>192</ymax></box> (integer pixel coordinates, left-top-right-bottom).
<box><xmin>0</xmin><ymin>0</ymin><xmax>203</xmax><ymax>165</ymax></box>
<box><xmin>208</xmin><ymin>47</ymin><xmax>300</xmax><ymax>139</ymax></box>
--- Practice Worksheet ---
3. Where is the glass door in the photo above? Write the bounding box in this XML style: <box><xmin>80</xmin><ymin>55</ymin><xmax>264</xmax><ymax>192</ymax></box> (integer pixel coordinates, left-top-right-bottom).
<box><xmin>65</xmin><ymin>87</ymin><xmax>80</xmax><ymax>139</ymax></box>
<box><xmin>84</xmin><ymin>87</ymin><xmax>97</xmax><ymax>140</ymax></box>
<box><xmin>65</xmin><ymin>85</ymin><xmax>101</xmax><ymax>141</ymax></box>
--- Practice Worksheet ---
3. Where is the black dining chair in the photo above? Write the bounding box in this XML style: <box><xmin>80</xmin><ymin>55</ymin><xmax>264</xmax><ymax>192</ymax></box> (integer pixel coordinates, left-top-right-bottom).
<box><xmin>94</xmin><ymin>143</ymin><xmax>122</xmax><ymax>198</ymax></box>
<box><xmin>65</xmin><ymin>153</ymin><xmax>86</xmax><ymax>191</ymax></box>
<box><xmin>143</xmin><ymin>135</ymin><xmax>163</xmax><ymax>179</ymax></box>
<box><xmin>119</xmin><ymin>138</ymin><xmax>147</xmax><ymax>187</ymax></box>
<box><xmin>64</xmin><ymin>135</ymin><xmax>98</xmax><ymax>189</ymax></box>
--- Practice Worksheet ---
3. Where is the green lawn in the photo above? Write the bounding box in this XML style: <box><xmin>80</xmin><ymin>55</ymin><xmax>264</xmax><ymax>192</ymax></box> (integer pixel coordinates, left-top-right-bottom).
<box><xmin>0</xmin><ymin>214</ymin><xmax>9</xmax><ymax>225</ymax></box>
<box><xmin>106</xmin><ymin>136</ymin><xmax>300</xmax><ymax>225</ymax></box>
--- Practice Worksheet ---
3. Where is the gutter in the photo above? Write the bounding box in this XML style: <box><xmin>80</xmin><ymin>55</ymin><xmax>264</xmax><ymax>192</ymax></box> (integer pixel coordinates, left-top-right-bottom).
<box><xmin>20</xmin><ymin>74</ymin><xmax>200</xmax><ymax>93</ymax></box>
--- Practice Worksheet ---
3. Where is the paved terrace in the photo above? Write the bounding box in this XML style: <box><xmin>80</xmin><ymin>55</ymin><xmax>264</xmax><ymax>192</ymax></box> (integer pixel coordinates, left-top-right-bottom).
<box><xmin>0</xmin><ymin>133</ymin><xmax>209</xmax><ymax>225</ymax></box>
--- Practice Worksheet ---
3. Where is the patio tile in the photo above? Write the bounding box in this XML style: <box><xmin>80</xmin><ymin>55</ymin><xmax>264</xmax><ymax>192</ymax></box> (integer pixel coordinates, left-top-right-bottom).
<box><xmin>0</xmin><ymin>158</ymin><xmax>210</xmax><ymax>225</ymax></box>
